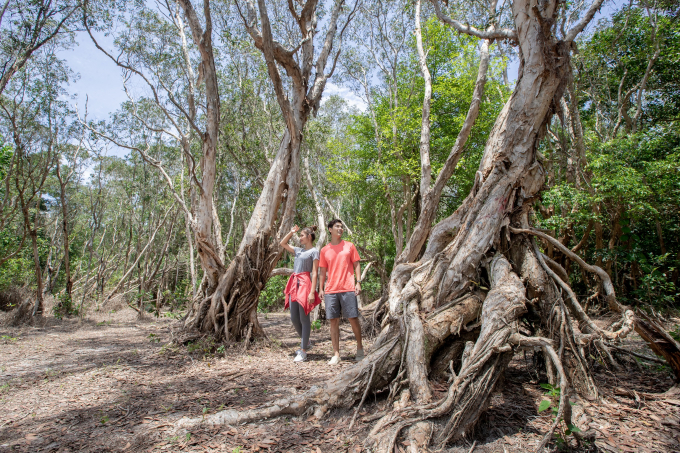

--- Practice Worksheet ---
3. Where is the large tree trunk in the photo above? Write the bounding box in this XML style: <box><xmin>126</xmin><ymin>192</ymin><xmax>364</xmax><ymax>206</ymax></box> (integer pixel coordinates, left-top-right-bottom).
<box><xmin>184</xmin><ymin>129</ymin><xmax>303</xmax><ymax>341</ymax></box>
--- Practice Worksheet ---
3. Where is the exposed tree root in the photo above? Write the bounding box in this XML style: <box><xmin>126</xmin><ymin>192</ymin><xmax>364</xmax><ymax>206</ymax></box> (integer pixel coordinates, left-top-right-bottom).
<box><xmin>512</xmin><ymin>226</ymin><xmax>680</xmax><ymax>381</ymax></box>
<box><xmin>634</xmin><ymin>311</ymin><xmax>680</xmax><ymax>381</ymax></box>
<box><xmin>508</xmin><ymin>333</ymin><xmax>568</xmax><ymax>452</ymax></box>
<box><xmin>176</xmin><ymin>327</ymin><xmax>402</xmax><ymax>430</ymax></box>
<box><xmin>367</xmin><ymin>255</ymin><xmax>524</xmax><ymax>449</ymax></box>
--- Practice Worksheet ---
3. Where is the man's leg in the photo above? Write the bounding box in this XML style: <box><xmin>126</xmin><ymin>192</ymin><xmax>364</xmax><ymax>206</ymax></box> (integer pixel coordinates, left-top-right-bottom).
<box><xmin>330</xmin><ymin>318</ymin><xmax>341</xmax><ymax>357</ymax></box>
<box><xmin>340</xmin><ymin>292</ymin><xmax>363</xmax><ymax>359</ymax></box>
<box><xmin>326</xmin><ymin>293</ymin><xmax>342</xmax><ymax>362</ymax></box>
<box><xmin>348</xmin><ymin>317</ymin><xmax>363</xmax><ymax>351</ymax></box>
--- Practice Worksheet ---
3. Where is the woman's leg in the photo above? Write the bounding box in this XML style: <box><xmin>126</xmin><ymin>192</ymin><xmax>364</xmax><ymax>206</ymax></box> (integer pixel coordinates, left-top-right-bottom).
<box><xmin>290</xmin><ymin>297</ymin><xmax>303</xmax><ymax>339</ymax></box>
<box><xmin>297</xmin><ymin>303</ymin><xmax>311</xmax><ymax>351</ymax></box>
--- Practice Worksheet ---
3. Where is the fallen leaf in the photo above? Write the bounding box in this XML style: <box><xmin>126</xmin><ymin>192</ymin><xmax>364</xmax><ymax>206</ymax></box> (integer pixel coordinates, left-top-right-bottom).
<box><xmin>123</xmin><ymin>442</ymin><xmax>131</xmax><ymax>450</ymax></box>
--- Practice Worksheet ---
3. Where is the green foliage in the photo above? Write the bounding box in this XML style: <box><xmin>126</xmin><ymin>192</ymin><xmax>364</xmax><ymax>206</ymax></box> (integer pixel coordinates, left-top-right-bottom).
<box><xmin>538</xmin><ymin>384</ymin><xmax>581</xmax><ymax>448</ymax></box>
<box><xmin>538</xmin><ymin>399</ymin><xmax>551</xmax><ymax>412</ymax></box>
<box><xmin>539</xmin><ymin>49</ymin><xmax>680</xmax><ymax>309</ymax></box>
<box><xmin>53</xmin><ymin>293</ymin><xmax>78</xmax><ymax>319</ymax></box>
<box><xmin>0</xmin><ymin>144</ymin><xmax>12</xmax><ymax>182</ymax></box>
<box><xmin>324</xmin><ymin>19</ymin><xmax>509</xmax><ymax>276</ymax></box>
<box><xmin>1</xmin><ymin>335</ymin><xmax>18</xmax><ymax>343</ymax></box>
<box><xmin>258</xmin><ymin>275</ymin><xmax>287</xmax><ymax>313</ymax></box>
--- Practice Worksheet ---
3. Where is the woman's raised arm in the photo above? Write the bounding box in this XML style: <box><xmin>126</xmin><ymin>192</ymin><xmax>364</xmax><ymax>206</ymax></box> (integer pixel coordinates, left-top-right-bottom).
<box><xmin>279</xmin><ymin>225</ymin><xmax>299</xmax><ymax>254</ymax></box>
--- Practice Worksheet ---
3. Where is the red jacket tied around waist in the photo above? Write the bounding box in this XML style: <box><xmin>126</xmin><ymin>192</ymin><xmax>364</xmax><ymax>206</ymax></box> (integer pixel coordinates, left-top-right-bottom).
<box><xmin>284</xmin><ymin>272</ymin><xmax>321</xmax><ymax>316</ymax></box>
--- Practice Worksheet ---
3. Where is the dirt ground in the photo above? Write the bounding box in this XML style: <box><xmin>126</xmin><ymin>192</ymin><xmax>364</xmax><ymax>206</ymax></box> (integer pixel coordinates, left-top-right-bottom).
<box><xmin>1</xmin><ymin>303</ymin><xmax>679</xmax><ymax>453</ymax></box>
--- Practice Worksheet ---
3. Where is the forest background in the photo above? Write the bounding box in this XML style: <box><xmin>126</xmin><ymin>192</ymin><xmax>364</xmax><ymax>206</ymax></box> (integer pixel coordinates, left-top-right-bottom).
<box><xmin>0</xmin><ymin>0</ymin><xmax>677</xmax><ymax>325</ymax></box>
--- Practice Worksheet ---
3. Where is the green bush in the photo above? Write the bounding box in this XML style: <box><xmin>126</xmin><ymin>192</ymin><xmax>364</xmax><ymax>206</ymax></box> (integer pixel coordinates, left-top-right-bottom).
<box><xmin>258</xmin><ymin>275</ymin><xmax>288</xmax><ymax>313</ymax></box>
<box><xmin>53</xmin><ymin>293</ymin><xmax>78</xmax><ymax>319</ymax></box>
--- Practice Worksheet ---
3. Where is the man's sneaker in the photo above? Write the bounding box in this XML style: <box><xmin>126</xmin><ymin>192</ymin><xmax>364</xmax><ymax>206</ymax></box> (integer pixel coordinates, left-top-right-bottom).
<box><xmin>328</xmin><ymin>355</ymin><xmax>341</xmax><ymax>365</ymax></box>
<box><xmin>355</xmin><ymin>348</ymin><xmax>365</xmax><ymax>362</ymax></box>
<box><xmin>294</xmin><ymin>351</ymin><xmax>307</xmax><ymax>362</ymax></box>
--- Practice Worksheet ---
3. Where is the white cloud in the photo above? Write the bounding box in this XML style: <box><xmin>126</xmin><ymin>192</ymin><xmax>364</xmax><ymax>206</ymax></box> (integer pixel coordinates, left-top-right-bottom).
<box><xmin>323</xmin><ymin>82</ymin><xmax>367</xmax><ymax>112</ymax></box>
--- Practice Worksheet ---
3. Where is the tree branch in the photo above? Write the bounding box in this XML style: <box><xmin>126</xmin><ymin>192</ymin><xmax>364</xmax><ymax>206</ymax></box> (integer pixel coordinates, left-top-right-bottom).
<box><xmin>430</xmin><ymin>0</ymin><xmax>516</xmax><ymax>40</ymax></box>
<box><xmin>565</xmin><ymin>0</ymin><xmax>606</xmax><ymax>42</ymax></box>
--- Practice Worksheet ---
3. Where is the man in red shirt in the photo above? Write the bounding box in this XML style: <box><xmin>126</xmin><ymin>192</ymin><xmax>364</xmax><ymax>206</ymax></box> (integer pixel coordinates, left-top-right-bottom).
<box><xmin>319</xmin><ymin>219</ymin><xmax>364</xmax><ymax>365</ymax></box>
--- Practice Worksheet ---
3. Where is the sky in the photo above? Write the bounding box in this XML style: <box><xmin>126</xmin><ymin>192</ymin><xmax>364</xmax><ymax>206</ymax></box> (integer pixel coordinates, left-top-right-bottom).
<box><xmin>60</xmin><ymin>0</ymin><xmax>623</xmax><ymax>157</ymax></box>
<box><xmin>61</xmin><ymin>31</ymin><xmax>367</xmax><ymax>123</ymax></box>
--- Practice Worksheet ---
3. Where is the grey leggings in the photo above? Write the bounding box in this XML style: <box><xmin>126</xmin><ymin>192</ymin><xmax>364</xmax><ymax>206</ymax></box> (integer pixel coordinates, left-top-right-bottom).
<box><xmin>290</xmin><ymin>299</ymin><xmax>311</xmax><ymax>350</ymax></box>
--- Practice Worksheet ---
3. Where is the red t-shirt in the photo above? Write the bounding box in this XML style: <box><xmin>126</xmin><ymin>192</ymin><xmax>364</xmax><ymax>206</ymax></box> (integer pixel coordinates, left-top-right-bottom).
<box><xmin>319</xmin><ymin>240</ymin><xmax>361</xmax><ymax>294</ymax></box>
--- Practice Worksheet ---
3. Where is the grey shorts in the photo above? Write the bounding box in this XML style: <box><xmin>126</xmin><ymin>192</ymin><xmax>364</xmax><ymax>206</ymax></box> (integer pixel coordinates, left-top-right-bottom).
<box><xmin>325</xmin><ymin>291</ymin><xmax>359</xmax><ymax>319</ymax></box>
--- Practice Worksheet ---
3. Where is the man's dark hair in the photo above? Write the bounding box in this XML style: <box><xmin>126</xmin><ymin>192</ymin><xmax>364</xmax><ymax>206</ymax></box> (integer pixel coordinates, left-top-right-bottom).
<box><xmin>327</xmin><ymin>219</ymin><xmax>343</xmax><ymax>231</ymax></box>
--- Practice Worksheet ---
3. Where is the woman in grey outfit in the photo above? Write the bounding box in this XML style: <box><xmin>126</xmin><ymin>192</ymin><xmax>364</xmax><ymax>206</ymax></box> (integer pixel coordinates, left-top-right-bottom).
<box><xmin>280</xmin><ymin>225</ymin><xmax>320</xmax><ymax>362</ymax></box>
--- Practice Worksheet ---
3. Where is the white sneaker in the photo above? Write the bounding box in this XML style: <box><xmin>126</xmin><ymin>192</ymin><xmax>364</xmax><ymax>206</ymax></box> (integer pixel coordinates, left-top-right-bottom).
<box><xmin>355</xmin><ymin>348</ymin><xmax>365</xmax><ymax>362</ymax></box>
<box><xmin>328</xmin><ymin>355</ymin><xmax>341</xmax><ymax>365</ymax></box>
<box><xmin>294</xmin><ymin>351</ymin><xmax>307</xmax><ymax>362</ymax></box>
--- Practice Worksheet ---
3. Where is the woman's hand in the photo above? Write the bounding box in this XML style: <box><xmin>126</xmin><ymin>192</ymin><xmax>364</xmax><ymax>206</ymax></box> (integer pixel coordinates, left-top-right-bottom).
<box><xmin>280</xmin><ymin>225</ymin><xmax>299</xmax><ymax>252</ymax></box>
<box><xmin>308</xmin><ymin>292</ymin><xmax>315</xmax><ymax>304</ymax></box>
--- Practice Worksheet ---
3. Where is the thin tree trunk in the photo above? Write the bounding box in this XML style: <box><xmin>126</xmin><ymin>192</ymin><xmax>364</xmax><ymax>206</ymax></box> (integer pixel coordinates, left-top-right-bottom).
<box><xmin>303</xmin><ymin>156</ymin><xmax>327</xmax><ymax>246</ymax></box>
<box><xmin>24</xmin><ymin>203</ymin><xmax>44</xmax><ymax>315</ymax></box>
<box><xmin>56</xmin><ymin>163</ymin><xmax>73</xmax><ymax>299</ymax></box>
<box><xmin>415</xmin><ymin>0</ymin><xmax>432</xmax><ymax>201</ymax></box>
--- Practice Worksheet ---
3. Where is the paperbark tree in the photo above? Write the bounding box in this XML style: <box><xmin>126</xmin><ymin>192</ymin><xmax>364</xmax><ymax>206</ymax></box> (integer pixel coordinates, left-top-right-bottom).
<box><xmin>85</xmin><ymin>0</ymin><xmax>356</xmax><ymax>340</ymax></box>
<box><xmin>181</xmin><ymin>0</ymin><xmax>358</xmax><ymax>340</ymax></box>
<box><xmin>55</xmin><ymin>128</ymin><xmax>85</xmax><ymax>302</ymax></box>
<box><xmin>0</xmin><ymin>48</ymin><xmax>64</xmax><ymax>315</ymax></box>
